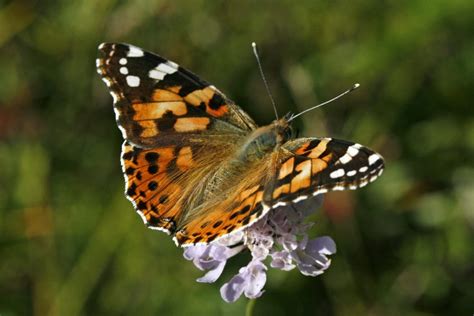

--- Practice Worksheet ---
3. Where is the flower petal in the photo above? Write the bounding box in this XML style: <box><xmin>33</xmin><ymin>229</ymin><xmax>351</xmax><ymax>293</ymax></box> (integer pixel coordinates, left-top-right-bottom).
<box><xmin>244</xmin><ymin>261</ymin><xmax>267</xmax><ymax>298</ymax></box>
<box><xmin>305</xmin><ymin>236</ymin><xmax>337</xmax><ymax>257</ymax></box>
<box><xmin>197</xmin><ymin>260</ymin><xmax>226</xmax><ymax>283</ymax></box>
<box><xmin>270</xmin><ymin>251</ymin><xmax>295</xmax><ymax>271</ymax></box>
<box><xmin>220</xmin><ymin>270</ymin><xmax>248</xmax><ymax>303</ymax></box>
<box><xmin>183</xmin><ymin>244</ymin><xmax>206</xmax><ymax>261</ymax></box>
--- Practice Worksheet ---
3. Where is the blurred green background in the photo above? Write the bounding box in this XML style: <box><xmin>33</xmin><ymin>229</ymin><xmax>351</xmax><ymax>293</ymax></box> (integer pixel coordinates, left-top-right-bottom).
<box><xmin>1</xmin><ymin>0</ymin><xmax>473</xmax><ymax>315</ymax></box>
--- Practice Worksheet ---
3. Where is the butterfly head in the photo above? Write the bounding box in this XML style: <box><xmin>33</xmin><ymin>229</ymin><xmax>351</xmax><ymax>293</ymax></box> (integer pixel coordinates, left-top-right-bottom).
<box><xmin>273</xmin><ymin>114</ymin><xmax>294</xmax><ymax>144</ymax></box>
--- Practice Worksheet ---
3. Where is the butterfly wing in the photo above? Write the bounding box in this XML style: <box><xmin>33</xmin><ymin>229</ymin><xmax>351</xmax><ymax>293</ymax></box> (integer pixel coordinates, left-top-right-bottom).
<box><xmin>174</xmin><ymin>183</ymin><xmax>268</xmax><ymax>245</ymax></box>
<box><xmin>265</xmin><ymin>137</ymin><xmax>385</xmax><ymax>205</ymax></box>
<box><xmin>96</xmin><ymin>42</ymin><xmax>257</xmax><ymax>148</ymax></box>
<box><xmin>97</xmin><ymin>43</ymin><xmax>257</xmax><ymax>234</ymax></box>
<box><xmin>173</xmin><ymin>162</ymin><xmax>271</xmax><ymax>245</ymax></box>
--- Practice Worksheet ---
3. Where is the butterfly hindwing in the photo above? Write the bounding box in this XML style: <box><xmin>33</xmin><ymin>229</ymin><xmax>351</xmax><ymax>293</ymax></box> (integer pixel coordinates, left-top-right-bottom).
<box><xmin>174</xmin><ymin>183</ymin><xmax>267</xmax><ymax>245</ymax></box>
<box><xmin>121</xmin><ymin>141</ymin><xmax>193</xmax><ymax>233</ymax></box>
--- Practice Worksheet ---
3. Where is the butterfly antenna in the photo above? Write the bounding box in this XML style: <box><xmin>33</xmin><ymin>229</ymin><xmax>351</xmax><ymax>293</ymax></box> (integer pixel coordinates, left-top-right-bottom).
<box><xmin>252</xmin><ymin>42</ymin><xmax>279</xmax><ymax>120</ymax></box>
<box><xmin>288</xmin><ymin>83</ymin><xmax>360</xmax><ymax>122</ymax></box>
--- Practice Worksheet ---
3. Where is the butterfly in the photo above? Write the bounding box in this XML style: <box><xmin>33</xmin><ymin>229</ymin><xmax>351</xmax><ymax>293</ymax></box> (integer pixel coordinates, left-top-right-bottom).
<box><xmin>96</xmin><ymin>43</ymin><xmax>384</xmax><ymax>247</ymax></box>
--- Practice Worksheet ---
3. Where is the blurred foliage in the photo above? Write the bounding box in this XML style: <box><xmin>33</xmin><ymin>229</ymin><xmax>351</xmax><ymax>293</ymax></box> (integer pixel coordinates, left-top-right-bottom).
<box><xmin>0</xmin><ymin>0</ymin><xmax>473</xmax><ymax>315</ymax></box>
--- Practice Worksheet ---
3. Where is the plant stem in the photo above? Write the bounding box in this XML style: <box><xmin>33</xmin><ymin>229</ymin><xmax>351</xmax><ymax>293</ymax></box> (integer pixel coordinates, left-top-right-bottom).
<box><xmin>245</xmin><ymin>299</ymin><xmax>256</xmax><ymax>316</ymax></box>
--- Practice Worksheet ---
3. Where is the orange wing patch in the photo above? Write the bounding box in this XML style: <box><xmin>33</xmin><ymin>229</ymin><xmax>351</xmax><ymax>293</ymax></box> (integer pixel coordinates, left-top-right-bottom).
<box><xmin>174</xmin><ymin>117</ymin><xmax>211</xmax><ymax>132</ymax></box>
<box><xmin>151</xmin><ymin>87</ymin><xmax>182</xmax><ymax>100</ymax></box>
<box><xmin>132</xmin><ymin>101</ymin><xmax>187</xmax><ymax>120</ymax></box>
<box><xmin>278</xmin><ymin>157</ymin><xmax>295</xmax><ymax>179</ymax></box>
<box><xmin>125</xmin><ymin>85</ymin><xmax>227</xmax><ymax>137</ymax></box>
<box><xmin>121</xmin><ymin>141</ymin><xmax>195</xmax><ymax>232</ymax></box>
<box><xmin>137</xmin><ymin>120</ymin><xmax>159</xmax><ymax>138</ymax></box>
<box><xmin>184</xmin><ymin>86</ymin><xmax>229</xmax><ymax>117</ymax></box>
<box><xmin>290</xmin><ymin>159</ymin><xmax>312</xmax><ymax>193</ymax></box>
<box><xmin>295</xmin><ymin>138</ymin><xmax>330</xmax><ymax>158</ymax></box>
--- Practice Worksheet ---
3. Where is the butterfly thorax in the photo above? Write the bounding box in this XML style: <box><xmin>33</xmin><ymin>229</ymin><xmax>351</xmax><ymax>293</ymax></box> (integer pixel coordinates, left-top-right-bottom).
<box><xmin>236</xmin><ymin>118</ymin><xmax>292</xmax><ymax>163</ymax></box>
<box><xmin>195</xmin><ymin>119</ymin><xmax>291</xmax><ymax>206</ymax></box>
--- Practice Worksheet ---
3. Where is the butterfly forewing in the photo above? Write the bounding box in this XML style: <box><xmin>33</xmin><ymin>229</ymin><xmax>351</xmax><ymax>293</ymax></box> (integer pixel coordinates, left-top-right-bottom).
<box><xmin>265</xmin><ymin>138</ymin><xmax>384</xmax><ymax>205</ymax></box>
<box><xmin>96</xmin><ymin>43</ymin><xmax>257</xmax><ymax>148</ymax></box>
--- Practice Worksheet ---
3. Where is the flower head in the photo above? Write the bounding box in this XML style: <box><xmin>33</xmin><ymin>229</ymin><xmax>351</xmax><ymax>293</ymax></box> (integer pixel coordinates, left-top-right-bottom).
<box><xmin>183</xmin><ymin>195</ymin><xmax>336</xmax><ymax>302</ymax></box>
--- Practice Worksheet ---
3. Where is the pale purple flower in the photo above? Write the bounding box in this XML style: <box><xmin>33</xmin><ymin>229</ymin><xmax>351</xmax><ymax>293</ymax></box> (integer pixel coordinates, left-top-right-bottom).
<box><xmin>291</xmin><ymin>236</ymin><xmax>336</xmax><ymax>276</ymax></box>
<box><xmin>183</xmin><ymin>233</ymin><xmax>245</xmax><ymax>283</ymax></box>
<box><xmin>183</xmin><ymin>195</ymin><xmax>336</xmax><ymax>302</ymax></box>
<box><xmin>220</xmin><ymin>260</ymin><xmax>267</xmax><ymax>302</ymax></box>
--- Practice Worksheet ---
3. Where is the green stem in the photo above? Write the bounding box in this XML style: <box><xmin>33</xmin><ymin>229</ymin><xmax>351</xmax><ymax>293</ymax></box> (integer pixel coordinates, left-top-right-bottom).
<box><xmin>245</xmin><ymin>299</ymin><xmax>256</xmax><ymax>316</ymax></box>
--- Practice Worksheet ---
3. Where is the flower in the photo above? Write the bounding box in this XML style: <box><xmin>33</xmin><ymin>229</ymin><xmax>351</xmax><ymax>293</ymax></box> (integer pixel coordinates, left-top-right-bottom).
<box><xmin>220</xmin><ymin>259</ymin><xmax>267</xmax><ymax>302</ymax></box>
<box><xmin>183</xmin><ymin>232</ymin><xmax>245</xmax><ymax>283</ymax></box>
<box><xmin>183</xmin><ymin>195</ymin><xmax>336</xmax><ymax>302</ymax></box>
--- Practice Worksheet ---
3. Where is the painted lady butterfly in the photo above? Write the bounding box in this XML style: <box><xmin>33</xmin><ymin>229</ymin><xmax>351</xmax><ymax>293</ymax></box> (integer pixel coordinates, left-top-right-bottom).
<box><xmin>96</xmin><ymin>43</ymin><xmax>384</xmax><ymax>246</ymax></box>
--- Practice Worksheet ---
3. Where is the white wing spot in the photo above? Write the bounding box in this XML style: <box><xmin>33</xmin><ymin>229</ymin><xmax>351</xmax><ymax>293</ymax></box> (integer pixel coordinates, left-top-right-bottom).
<box><xmin>167</xmin><ymin>60</ymin><xmax>178</xmax><ymax>68</ymax></box>
<box><xmin>330</xmin><ymin>169</ymin><xmax>345</xmax><ymax>179</ymax></box>
<box><xmin>157</xmin><ymin>62</ymin><xmax>178</xmax><ymax>74</ymax></box>
<box><xmin>119</xmin><ymin>67</ymin><xmax>128</xmax><ymax>75</ymax></box>
<box><xmin>348</xmin><ymin>146</ymin><xmax>359</xmax><ymax>156</ymax></box>
<box><xmin>149</xmin><ymin>62</ymin><xmax>178</xmax><ymax>80</ymax></box>
<box><xmin>126</xmin><ymin>75</ymin><xmax>140</xmax><ymax>87</ymax></box>
<box><xmin>368</xmin><ymin>154</ymin><xmax>381</xmax><ymax>165</ymax></box>
<box><xmin>359</xmin><ymin>166</ymin><xmax>368</xmax><ymax>173</ymax></box>
<box><xmin>148</xmin><ymin>69</ymin><xmax>166</xmax><ymax>80</ymax></box>
<box><xmin>347</xmin><ymin>170</ymin><xmax>357</xmax><ymax>177</ymax></box>
<box><xmin>339</xmin><ymin>154</ymin><xmax>352</xmax><ymax>164</ymax></box>
<box><xmin>119</xmin><ymin>58</ymin><xmax>127</xmax><ymax>65</ymax></box>
<box><xmin>127</xmin><ymin>46</ymin><xmax>144</xmax><ymax>57</ymax></box>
